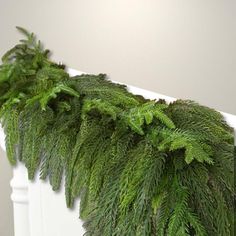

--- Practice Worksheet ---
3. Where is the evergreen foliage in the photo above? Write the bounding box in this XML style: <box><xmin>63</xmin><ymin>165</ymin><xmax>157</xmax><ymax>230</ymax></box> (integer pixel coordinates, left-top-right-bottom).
<box><xmin>0</xmin><ymin>27</ymin><xmax>235</xmax><ymax>235</ymax></box>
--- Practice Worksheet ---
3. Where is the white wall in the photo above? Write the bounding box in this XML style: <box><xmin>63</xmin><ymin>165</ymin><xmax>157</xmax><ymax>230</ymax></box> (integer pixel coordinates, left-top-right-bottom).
<box><xmin>0</xmin><ymin>0</ymin><xmax>235</xmax><ymax>235</ymax></box>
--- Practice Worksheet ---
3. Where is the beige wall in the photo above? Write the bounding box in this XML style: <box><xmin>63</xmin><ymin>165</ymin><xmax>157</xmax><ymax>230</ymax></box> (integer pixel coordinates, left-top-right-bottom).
<box><xmin>0</xmin><ymin>0</ymin><xmax>235</xmax><ymax>235</ymax></box>
<box><xmin>0</xmin><ymin>0</ymin><xmax>235</xmax><ymax>114</ymax></box>
<box><xmin>0</xmin><ymin>148</ymin><xmax>13</xmax><ymax>236</ymax></box>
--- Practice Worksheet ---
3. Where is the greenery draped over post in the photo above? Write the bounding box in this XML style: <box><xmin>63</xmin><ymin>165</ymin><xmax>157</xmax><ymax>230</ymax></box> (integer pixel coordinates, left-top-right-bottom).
<box><xmin>0</xmin><ymin>27</ymin><xmax>235</xmax><ymax>236</ymax></box>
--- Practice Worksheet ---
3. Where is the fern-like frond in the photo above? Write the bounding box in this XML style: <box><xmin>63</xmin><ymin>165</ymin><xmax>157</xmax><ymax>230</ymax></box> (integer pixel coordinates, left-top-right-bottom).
<box><xmin>82</xmin><ymin>98</ymin><xmax>121</xmax><ymax>120</ymax></box>
<box><xmin>1</xmin><ymin>107</ymin><xmax>19</xmax><ymax>164</ymax></box>
<box><xmin>167</xmin><ymin>184</ymin><xmax>189</xmax><ymax>236</ymax></box>
<box><xmin>157</xmin><ymin>128</ymin><xmax>214</xmax><ymax>164</ymax></box>
<box><xmin>122</xmin><ymin>101</ymin><xmax>175</xmax><ymax>135</ymax></box>
<box><xmin>26</xmin><ymin>82</ymin><xmax>80</xmax><ymax>110</ymax></box>
<box><xmin>185</xmin><ymin>211</ymin><xmax>207</xmax><ymax>236</ymax></box>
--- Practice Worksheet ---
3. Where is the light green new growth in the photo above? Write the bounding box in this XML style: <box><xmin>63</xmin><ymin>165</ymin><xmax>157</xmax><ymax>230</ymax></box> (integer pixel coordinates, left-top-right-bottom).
<box><xmin>0</xmin><ymin>27</ymin><xmax>235</xmax><ymax>236</ymax></box>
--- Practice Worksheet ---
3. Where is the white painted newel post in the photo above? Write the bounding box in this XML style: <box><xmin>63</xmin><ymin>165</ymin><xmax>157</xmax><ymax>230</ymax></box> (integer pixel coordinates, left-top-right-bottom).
<box><xmin>10</xmin><ymin>164</ymin><xmax>30</xmax><ymax>236</ymax></box>
<box><xmin>0</xmin><ymin>127</ymin><xmax>31</xmax><ymax>236</ymax></box>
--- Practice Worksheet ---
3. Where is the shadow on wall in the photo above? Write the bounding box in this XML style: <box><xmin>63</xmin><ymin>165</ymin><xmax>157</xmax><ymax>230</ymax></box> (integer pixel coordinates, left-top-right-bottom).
<box><xmin>0</xmin><ymin>148</ymin><xmax>14</xmax><ymax>236</ymax></box>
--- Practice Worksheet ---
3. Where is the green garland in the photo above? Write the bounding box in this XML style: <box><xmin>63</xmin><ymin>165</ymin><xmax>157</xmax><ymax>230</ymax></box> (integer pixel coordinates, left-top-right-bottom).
<box><xmin>0</xmin><ymin>27</ymin><xmax>235</xmax><ymax>236</ymax></box>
